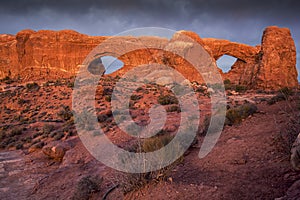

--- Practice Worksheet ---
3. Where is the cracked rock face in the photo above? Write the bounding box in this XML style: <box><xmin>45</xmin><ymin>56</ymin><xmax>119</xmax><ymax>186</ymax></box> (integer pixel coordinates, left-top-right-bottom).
<box><xmin>0</xmin><ymin>26</ymin><xmax>297</xmax><ymax>90</ymax></box>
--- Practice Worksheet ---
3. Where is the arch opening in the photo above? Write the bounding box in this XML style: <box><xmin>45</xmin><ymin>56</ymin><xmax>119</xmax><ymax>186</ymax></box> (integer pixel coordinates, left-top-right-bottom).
<box><xmin>87</xmin><ymin>56</ymin><xmax>124</xmax><ymax>75</ymax></box>
<box><xmin>216</xmin><ymin>55</ymin><xmax>237</xmax><ymax>73</ymax></box>
<box><xmin>102</xmin><ymin>56</ymin><xmax>124</xmax><ymax>75</ymax></box>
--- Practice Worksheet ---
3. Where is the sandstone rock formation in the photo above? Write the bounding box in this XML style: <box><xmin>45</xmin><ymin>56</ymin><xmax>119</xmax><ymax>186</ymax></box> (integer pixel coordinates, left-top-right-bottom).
<box><xmin>257</xmin><ymin>26</ymin><xmax>298</xmax><ymax>89</ymax></box>
<box><xmin>0</xmin><ymin>30</ymin><xmax>106</xmax><ymax>81</ymax></box>
<box><xmin>0</xmin><ymin>26</ymin><xmax>298</xmax><ymax>90</ymax></box>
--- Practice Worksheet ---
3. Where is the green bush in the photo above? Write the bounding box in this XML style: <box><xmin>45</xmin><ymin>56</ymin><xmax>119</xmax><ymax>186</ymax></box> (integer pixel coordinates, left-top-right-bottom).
<box><xmin>225</xmin><ymin>103</ymin><xmax>257</xmax><ymax>125</ymax></box>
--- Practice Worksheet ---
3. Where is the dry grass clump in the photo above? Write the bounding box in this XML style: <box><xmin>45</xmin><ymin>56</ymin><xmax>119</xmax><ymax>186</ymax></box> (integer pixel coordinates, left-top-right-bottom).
<box><xmin>119</xmin><ymin>134</ymin><xmax>183</xmax><ymax>194</ymax></box>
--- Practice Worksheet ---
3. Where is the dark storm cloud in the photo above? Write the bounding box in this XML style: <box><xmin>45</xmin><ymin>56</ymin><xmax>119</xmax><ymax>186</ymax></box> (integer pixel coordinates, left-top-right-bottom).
<box><xmin>1</xmin><ymin>0</ymin><xmax>299</xmax><ymax>40</ymax></box>
<box><xmin>0</xmin><ymin>0</ymin><xmax>299</xmax><ymax>78</ymax></box>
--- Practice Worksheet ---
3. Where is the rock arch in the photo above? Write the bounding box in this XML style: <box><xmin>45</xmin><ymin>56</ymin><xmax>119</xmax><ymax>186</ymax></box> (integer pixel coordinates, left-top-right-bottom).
<box><xmin>202</xmin><ymin>38</ymin><xmax>260</xmax><ymax>63</ymax></box>
<box><xmin>0</xmin><ymin>26</ymin><xmax>297</xmax><ymax>90</ymax></box>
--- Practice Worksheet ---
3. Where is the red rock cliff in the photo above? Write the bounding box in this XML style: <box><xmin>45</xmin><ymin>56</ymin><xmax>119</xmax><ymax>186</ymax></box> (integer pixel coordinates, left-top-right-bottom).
<box><xmin>0</xmin><ymin>26</ymin><xmax>298</xmax><ymax>90</ymax></box>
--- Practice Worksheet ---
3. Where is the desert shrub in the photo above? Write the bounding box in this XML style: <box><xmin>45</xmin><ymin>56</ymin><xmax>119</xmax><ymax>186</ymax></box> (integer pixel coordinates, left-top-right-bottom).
<box><xmin>141</xmin><ymin>134</ymin><xmax>174</xmax><ymax>152</ymax></box>
<box><xmin>97</xmin><ymin>114</ymin><xmax>109</xmax><ymax>123</ymax></box>
<box><xmin>57</xmin><ymin>106</ymin><xmax>73</xmax><ymax>121</ymax></box>
<box><xmin>224</xmin><ymin>84</ymin><xmax>232</xmax><ymax>91</ymax></box>
<box><xmin>136</xmin><ymin>87</ymin><xmax>144</xmax><ymax>92</ymax></box>
<box><xmin>196</xmin><ymin>86</ymin><xmax>206</xmax><ymax>93</ymax></box>
<box><xmin>0</xmin><ymin>131</ymin><xmax>6</xmax><ymax>140</ymax></box>
<box><xmin>1</xmin><ymin>75</ymin><xmax>15</xmax><ymax>84</ymax></box>
<box><xmin>279</xmin><ymin>87</ymin><xmax>294</xmax><ymax>96</ymax></box>
<box><xmin>102</xmin><ymin>87</ymin><xmax>113</xmax><ymax>96</ymax></box>
<box><xmin>223</xmin><ymin>79</ymin><xmax>231</xmax><ymax>85</ymax></box>
<box><xmin>26</xmin><ymin>82</ymin><xmax>40</xmax><ymax>91</ymax></box>
<box><xmin>128</xmin><ymin>101</ymin><xmax>136</xmax><ymax>110</ymax></box>
<box><xmin>15</xmin><ymin>142</ymin><xmax>23</xmax><ymax>150</ymax></box>
<box><xmin>157</xmin><ymin>94</ymin><xmax>178</xmax><ymax>105</ymax></box>
<box><xmin>234</xmin><ymin>85</ymin><xmax>247</xmax><ymax>92</ymax></box>
<box><xmin>166</xmin><ymin>105</ymin><xmax>181</xmax><ymax>113</ymax></box>
<box><xmin>225</xmin><ymin>103</ymin><xmax>257</xmax><ymax>125</ymax></box>
<box><xmin>10</xmin><ymin>128</ymin><xmax>23</xmax><ymax>137</ymax></box>
<box><xmin>49</xmin><ymin>132</ymin><xmax>56</xmax><ymax>138</ymax></box>
<box><xmin>54</xmin><ymin>79</ymin><xmax>63</xmax><ymax>86</ymax></box>
<box><xmin>66</xmin><ymin>130</ymin><xmax>75</xmax><ymax>137</ymax></box>
<box><xmin>32</xmin><ymin>132</ymin><xmax>43</xmax><ymax>138</ymax></box>
<box><xmin>17</xmin><ymin>98</ymin><xmax>29</xmax><ymax>105</ymax></box>
<box><xmin>31</xmin><ymin>141</ymin><xmax>45</xmax><ymax>149</ymax></box>
<box><xmin>256</xmin><ymin>89</ymin><xmax>265</xmax><ymax>94</ymax></box>
<box><xmin>54</xmin><ymin>132</ymin><xmax>64</xmax><ymax>140</ymax></box>
<box><xmin>130</xmin><ymin>94</ymin><xmax>143</xmax><ymax>101</ymax></box>
<box><xmin>72</xmin><ymin>175</ymin><xmax>103</xmax><ymax>200</ymax></box>
<box><xmin>267</xmin><ymin>93</ymin><xmax>287</xmax><ymax>105</ymax></box>
<box><xmin>42</xmin><ymin>124</ymin><xmax>55</xmax><ymax>134</ymax></box>
<box><xmin>0</xmin><ymin>136</ymin><xmax>17</xmax><ymax>149</ymax></box>
<box><xmin>225</xmin><ymin>83</ymin><xmax>247</xmax><ymax>92</ymax></box>
<box><xmin>67</xmin><ymin>81</ymin><xmax>74</xmax><ymax>88</ymax></box>
<box><xmin>105</xmin><ymin>95</ymin><xmax>111</xmax><ymax>102</ymax></box>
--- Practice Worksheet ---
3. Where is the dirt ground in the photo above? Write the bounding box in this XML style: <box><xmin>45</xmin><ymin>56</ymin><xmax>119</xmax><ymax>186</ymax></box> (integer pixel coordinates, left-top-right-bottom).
<box><xmin>0</xmin><ymin>78</ymin><xmax>300</xmax><ymax>200</ymax></box>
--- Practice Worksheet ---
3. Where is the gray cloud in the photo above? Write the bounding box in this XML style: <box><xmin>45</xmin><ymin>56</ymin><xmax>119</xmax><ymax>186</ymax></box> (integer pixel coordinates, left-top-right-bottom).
<box><xmin>0</xmin><ymin>0</ymin><xmax>299</xmax><ymax>79</ymax></box>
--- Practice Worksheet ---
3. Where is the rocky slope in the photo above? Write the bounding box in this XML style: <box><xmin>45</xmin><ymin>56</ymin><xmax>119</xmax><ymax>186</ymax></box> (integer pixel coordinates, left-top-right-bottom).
<box><xmin>0</xmin><ymin>26</ymin><xmax>298</xmax><ymax>90</ymax></box>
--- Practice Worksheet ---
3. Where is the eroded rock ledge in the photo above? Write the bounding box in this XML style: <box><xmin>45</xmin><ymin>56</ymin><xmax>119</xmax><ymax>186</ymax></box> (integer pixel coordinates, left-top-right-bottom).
<box><xmin>0</xmin><ymin>26</ymin><xmax>297</xmax><ymax>90</ymax></box>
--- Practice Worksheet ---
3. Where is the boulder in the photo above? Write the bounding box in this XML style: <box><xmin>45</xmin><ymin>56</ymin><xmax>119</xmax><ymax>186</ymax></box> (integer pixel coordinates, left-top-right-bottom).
<box><xmin>42</xmin><ymin>144</ymin><xmax>66</xmax><ymax>161</ymax></box>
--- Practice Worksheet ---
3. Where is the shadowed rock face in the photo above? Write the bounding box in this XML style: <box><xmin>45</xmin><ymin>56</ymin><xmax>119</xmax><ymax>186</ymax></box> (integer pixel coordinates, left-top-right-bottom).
<box><xmin>0</xmin><ymin>26</ymin><xmax>297</xmax><ymax>90</ymax></box>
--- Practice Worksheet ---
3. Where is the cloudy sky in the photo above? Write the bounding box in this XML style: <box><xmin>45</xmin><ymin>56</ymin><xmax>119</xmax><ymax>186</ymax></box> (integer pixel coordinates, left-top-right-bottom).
<box><xmin>0</xmin><ymin>0</ymin><xmax>299</xmax><ymax>79</ymax></box>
